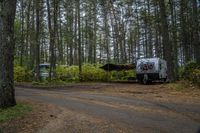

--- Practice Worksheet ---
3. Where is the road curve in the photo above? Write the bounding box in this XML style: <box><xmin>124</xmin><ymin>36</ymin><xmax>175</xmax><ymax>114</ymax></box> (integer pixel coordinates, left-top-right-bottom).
<box><xmin>15</xmin><ymin>85</ymin><xmax>200</xmax><ymax>133</ymax></box>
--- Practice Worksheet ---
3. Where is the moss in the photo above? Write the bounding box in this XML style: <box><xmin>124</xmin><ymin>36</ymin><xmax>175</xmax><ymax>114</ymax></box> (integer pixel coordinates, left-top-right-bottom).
<box><xmin>0</xmin><ymin>103</ymin><xmax>32</xmax><ymax>122</ymax></box>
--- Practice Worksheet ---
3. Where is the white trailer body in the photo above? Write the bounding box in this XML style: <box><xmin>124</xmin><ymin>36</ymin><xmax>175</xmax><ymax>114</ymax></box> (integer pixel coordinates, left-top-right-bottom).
<box><xmin>136</xmin><ymin>58</ymin><xmax>167</xmax><ymax>84</ymax></box>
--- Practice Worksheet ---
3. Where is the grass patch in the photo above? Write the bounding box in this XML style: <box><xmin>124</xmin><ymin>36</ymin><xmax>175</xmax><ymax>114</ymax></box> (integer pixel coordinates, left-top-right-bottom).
<box><xmin>165</xmin><ymin>80</ymin><xmax>197</xmax><ymax>91</ymax></box>
<box><xmin>31</xmin><ymin>80</ymin><xmax>78</xmax><ymax>87</ymax></box>
<box><xmin>0</xmin><ymin>103</ymin><xmax>32</xmax><ymax>122</ymax></box>
<box><xmin>166</xmin><ymin>83</ymin><xmax>185</xmax><ymax>91</ymax></box>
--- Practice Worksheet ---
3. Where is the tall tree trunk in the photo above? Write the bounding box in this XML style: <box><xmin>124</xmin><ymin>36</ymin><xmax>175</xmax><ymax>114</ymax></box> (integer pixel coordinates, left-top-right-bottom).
<box><xmin>93</xmin><ymin>1</ymin><xmax>97</xmax><ymax>64</ymax></box>
<box><xmin>0</xmin><ymin>0</ymin><xmax>17</xmax><ymax>108</ymax></box>
<box><xmin>46</xmin><ymin>0</ymin><xmax>55</xmax><ymax>80</ymax></box>
<box><xmin>25</xmin><ymin>0</ymin><xmax>32</xmax><ymax>70</ymax></box>
<box><xmin>135</xmin><ymin>2</ymin><xmax>141</xmax><ymax>59</ymax></box>
<box><xmin>35</xmin><ymin>0</ymin><xmax>40</xmax><ymax>81</ymax></box>
<box><xmin>30</xmin><ymin>3</ymin><xmax>35</xmax><ymax>69</ymax></box>
<box><xmin>158</xmin><ymin>0</ymin><xmax>175</xmax><ymax>81</ymax></box>
<box><xmin>169</xmin><ymin>0</ymin><xmax>178</xmax><ymax>79</ymax></box>
<box><xmin>147</xmin><ymin>0</ymin><xmax>153</xmax><ymax>58</ymax></box>
<box><xmin>192</xmin><ymin>0</ymin><xmax>200</xmax><ymax>64</ymax></box>
<box><xmin>103</xmin><ymin>3</ymin><xmax>110</xmax><ymax>63</ymax></box>
<box><xmin>58</xmin><ymin>5</ymin><xmax>64</xmax><ymax>64</ymax></box>
<box><xmin>77</xmin><ymin>0</ymin><xmax>82</xmax><ymax>81</ymax></box>
<box><xmin>74</xmin><ymin>7</ymin><xmax>78</xmax><ymax>65</ymax></box>
<box><xmin>68</xmin><ymin>8</ymin><xmax>73</xmax><ymax>65</ymax></box>
<box><xmin>180</xmin><ymin>0</ymin><xmax>190</xmax><ymax>63</ymax></box>
<box><xmin>52</xmin><ymin>0</ymin><xmax>58</xmax><ymax>74</ymax></box>
<box><xmin>20</xmin><ymin>0</ymin><xmax>25</xmax><ymax>66</ymax></box>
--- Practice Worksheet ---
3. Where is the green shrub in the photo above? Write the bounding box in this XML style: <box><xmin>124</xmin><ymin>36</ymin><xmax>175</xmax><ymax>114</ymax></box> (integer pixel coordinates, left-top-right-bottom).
<box><xmin>181</xmin><ymin>61</ymin><xmax>199</xmax><ymax>79</ymax></box>
<box><xmin>111</xmin><ymin>70</ymin><xmax>136</xmax><ymax>80</ymax></box>
<box><xmin>191</xmin><ymin>69</ymin><xmax>200</xmax><ymax>86</ymax></box>
<box><xmin>82</xmin><ymin>64</ymin><xmax>108</xmax><ymax>81</ymax></box>
<box><xmin>55</xmin><ymin>65</ymin><xmax>79</xmax><ymax>82</ymax></box>
<box><xmin>14</xmin><ymin>64</ymin><xmax>136</xmax><ymax>83</ymax></box>
<box><xmin>55</xmin><ymin>64</ymin><xmax>108</xmax><ymax>82</ymax></box>
<box><xmin>55</xmin><ymin>64</ymin><xmax>135</xmax><ymax>82</ymax></box>
<box><xmin>180</xmin><ymin>61</ymin><xmax>200</xmax><ymax>87</ymax></box>
<box><xmin>14</xmin><ymin>66</ymin><xmax>32</xmax><ymax>82</ymax></box>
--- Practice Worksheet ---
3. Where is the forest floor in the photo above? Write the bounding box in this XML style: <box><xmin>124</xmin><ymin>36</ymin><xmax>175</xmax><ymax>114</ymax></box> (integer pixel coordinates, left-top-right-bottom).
<box><xmin>1</xmin><ymin>83</ymin><xmax>200</xmax><ymax>133</ymax></box>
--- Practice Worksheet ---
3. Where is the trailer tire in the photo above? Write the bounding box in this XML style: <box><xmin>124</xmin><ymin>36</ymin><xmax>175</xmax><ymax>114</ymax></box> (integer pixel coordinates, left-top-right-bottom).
<box><xmin>143</xmin><ymin>74</ymin><xmax>148</xmax><ymax>84</ymax></box>
<box><xmin>163</xmin><ymin>77</ymin><xmax>167</xmax><ymax>82</ymax></box>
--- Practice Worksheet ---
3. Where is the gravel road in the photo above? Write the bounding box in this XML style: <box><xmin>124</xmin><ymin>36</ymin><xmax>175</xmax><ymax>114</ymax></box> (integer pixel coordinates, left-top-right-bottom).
<box><xmin>15</xmin><ymin>83</ymin><xmax>200</xmax><ymax>133</ymax></box>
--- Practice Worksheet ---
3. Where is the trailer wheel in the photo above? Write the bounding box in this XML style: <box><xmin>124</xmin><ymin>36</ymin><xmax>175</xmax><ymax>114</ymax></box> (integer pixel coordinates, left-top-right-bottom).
<box><xmin>143</xmin><ymin>74</ymin><xmax>148</xmax><ymax>84</ymax></box>
<box><xmin>163</xmin><ymin>77</ymin><xmax>167</xmax><ymax>82</ymax></box>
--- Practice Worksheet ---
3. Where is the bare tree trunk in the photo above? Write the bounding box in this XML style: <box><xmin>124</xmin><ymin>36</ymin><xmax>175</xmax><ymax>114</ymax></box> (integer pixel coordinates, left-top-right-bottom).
<box><xmin>180</xmin><ymin>0</ymin><xmax>190</xmax><ymax>63</ymax></box>
<box><xmin>58</xmin><ymin>5</ymin><xmax>64</xmax><ymax>64</ymax></box>
<box><xmin>74</xmin><ymin>7</ymin><xmax>78</xmax><ymax>65</ymax></box>
<box><xmin>136</xmin><ymin>3</ymin><xmax>141</xmax><ymax>59</ymax></box>
<box><xmin>46</xmin><ymin>0</ymin><xmax>55</xmax><ymax>80</ymax></box>
<box><xmin>20</xmin><ymin>0</ymin><xmax>25</xmax><ymax>66</ymax></box>
<box><xmin>67</xmin><ymin>7</ymin><xmax>73</xmax><ymax>65</ymax></box>
<box><xmin>93</xmin><ymin>1</ymin><xmax>97</xmax><ymax>64</ymax></box>
<box><xmin>77</xmin><ymin>0</ymin><xmax>82</xmax><ymax>81</ymax></box>
<box><xmin>35</xmin><ymin>0</ymin><xmax>40</xmax><ymax>81</ymax></box>
<box><xmin>0</xmin><ymin>0</ymin><xmax>17</xmax><ymax>108</ymax></box>
<box><xmin>158</xmin><ymin>0</ymin><xmax>175</xmax><ymax>81</ymax></box>
<box><xmin>169</xmin><ymin>0</ymin><xmax>178</xmax><ymax>79</ymax></box>
<box><xmin>192</xmin><ymin>0</ymin><xmax>200</xmax><ymax>64</ymax></box>
<box><xmin>25</xmin><ymin>0</ymin><xmax>32</xmax><ymax>70</ymax></box>
<box><xmin>29</xmin><ymin>0</ymin><xmax>35</xmax><ymax>69</ymax></box>
<box><xmin>147</xmin><ymin>0</ymin><xmax>153</xmax><ymax>58</ymax></box>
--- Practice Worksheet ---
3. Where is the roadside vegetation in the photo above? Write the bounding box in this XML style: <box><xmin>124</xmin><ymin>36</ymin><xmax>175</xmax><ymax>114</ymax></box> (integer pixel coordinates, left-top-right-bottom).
<box><xmin>179</xmin><ymin>61</ymin><xmax>200</xmax><ymax>86</ymax></box>
<box><xmin>14</xmin><ymin>61</ymin><xmax>200</xmax><ymax>89</ymax></box>
<box><xmin>0</xmin><ymin>103</ymin><xmax>32</xmax><ymax>122</ymax></box>
<box><xmin>166</xmin><ymin>61</ymin><xmax>200</xmax><ymax>90</ymax></box>
<box><xmin>14</xmin><ymin>64</ymin><xmax>136</xmax><ymax>86</ymax></box>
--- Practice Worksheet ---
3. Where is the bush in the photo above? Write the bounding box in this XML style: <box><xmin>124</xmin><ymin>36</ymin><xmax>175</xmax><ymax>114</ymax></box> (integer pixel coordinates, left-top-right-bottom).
<box><xmin>181</xmin><ymin>61</ymin><xmax>199</xmax><ymax>79</ymax></box>
<box><xmin>191</xmin><ymin>69</ymin><xmax>200</xmax><ymax>86</ymax></box>
<box><xmin>14</xmin><ymin>66</ymin><xmax>32</xmax><ymax>82</ymax></box>
<box><xmin>180</xmin><ymin>61</ymin><xmax>200</xmax><ymax>87</ymax></box>
<box><xmin>111</xmin><ymin>70</ymin><xmax>136</xmax><ymax>80</ymax></box>
<box><xmin>55</xmin><ymin>65</ymin><xmax>79</xmax><ymax>82</ymax></box>
<box><xmin>55</xmin><ymin>64</ymin><xmax>108</xmax><ymax>82</ymax></box>
<box><xmin>81</xmin><ymin>64</ymin><xmax>108</xmax><ymax>81</ymax></box>
<box><xmin>55</xmin><ymin>64</ymin><xmax>135</xmax><ymax>82</ymax></box>
<box><xmin>14</xmin><ymin>64</ymin><xmax>136</xmax><ymax>83</ymax></box>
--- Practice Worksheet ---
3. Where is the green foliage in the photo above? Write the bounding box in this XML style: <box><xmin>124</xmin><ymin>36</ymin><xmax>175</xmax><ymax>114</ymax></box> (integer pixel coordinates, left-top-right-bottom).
<box><xmin>56</xmin><ymin>65</ymin><xmax>79</xmax><ymax>82</ymax></box>
<box><xmin>191</xmin><ymin>69</ymin><xmax>200</xmax><ymax>86</ymax></box>
<box><xmin>14</xmin><ymin>66</ymin><xmax>32</xmax><ymax>82</ymax></box>
<box><xmin>179</xmin><ymin>61</ymin><xmax>200</xmax><ymax>87</ymax></box>
<box><xmin>55</xmin><ymin>64</ymin><xmax>135</xmax><ymax>82</ymax></box>
<box><xmin>55</xmin><ymin>64</ymin><xmax>108</xmax><ymax>82</ymax></box>
<box><xmin>0</xmin><ymin>103</ymin><xmax>32</xmax><ymax>122</ymax></box>
<box><xmin>111</xmin><ymin>70</ymin><xmax>136</xmax><ymax>80</ymax></box>
<box><xmin>81</xmin><ymin>64</ymin><xmax>109</xmax><ymax>82</ymax></box>
<box><xmin>14</xmin><ymin>64</ymin><xmax>136</xmax><ymax>83</ymax></box>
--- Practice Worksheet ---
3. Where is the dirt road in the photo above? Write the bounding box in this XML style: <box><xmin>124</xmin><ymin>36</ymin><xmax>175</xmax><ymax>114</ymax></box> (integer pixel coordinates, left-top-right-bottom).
<box><xmin>15</xmin><ymin>83</ymin><xmax>200</xmax><ymax>133</ymax></box>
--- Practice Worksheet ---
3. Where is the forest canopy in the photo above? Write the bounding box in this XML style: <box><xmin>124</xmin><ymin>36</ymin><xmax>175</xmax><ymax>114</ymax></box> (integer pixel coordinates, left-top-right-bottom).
<box><xmin>14</xmin><ymin>0</ymin><xmax>200</xmax><ymax>81</ymax></box>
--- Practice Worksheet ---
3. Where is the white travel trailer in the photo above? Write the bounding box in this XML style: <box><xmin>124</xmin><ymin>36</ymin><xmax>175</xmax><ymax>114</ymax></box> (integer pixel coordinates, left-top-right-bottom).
<box><xmin>136</xmin><ymin>58</ymin><xmax>167</xmax><ymax>84</ymax></box>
